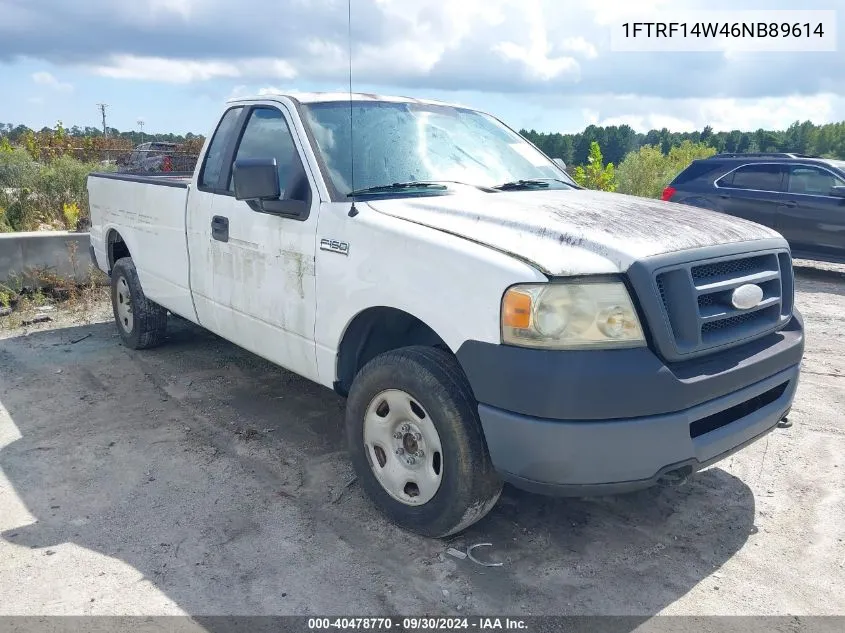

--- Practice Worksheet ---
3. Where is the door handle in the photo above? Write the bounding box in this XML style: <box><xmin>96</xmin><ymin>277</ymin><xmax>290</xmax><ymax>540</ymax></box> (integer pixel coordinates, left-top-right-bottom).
<box><xmin>719</xmin><ymin>194</ymin><xmax>730</xmax><ymax>199</ymax></box>
<box><xmin>781</xmin><ymin>201</ymin><xmax>797</xmax><ymax>208</ymax></box>
<box><xmin>211</xmin><ymin>215</ymin><xmax>229</xmax><ymax>242</ymax></box>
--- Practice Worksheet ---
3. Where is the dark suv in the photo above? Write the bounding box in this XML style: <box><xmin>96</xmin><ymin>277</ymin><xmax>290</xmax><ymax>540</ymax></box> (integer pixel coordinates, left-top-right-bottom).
<box><xmin>663</xmin><ymin>153</ymin><xmax>845</xmax><ymax>264</ymax></box>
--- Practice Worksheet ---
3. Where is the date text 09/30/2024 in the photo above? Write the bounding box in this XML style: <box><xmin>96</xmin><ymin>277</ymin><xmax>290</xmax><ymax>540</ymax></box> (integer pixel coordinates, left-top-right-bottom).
<box><xmin>307</xmin><ymin>618</ymin><xmax>528</xmax><ymax>630</ymax></box>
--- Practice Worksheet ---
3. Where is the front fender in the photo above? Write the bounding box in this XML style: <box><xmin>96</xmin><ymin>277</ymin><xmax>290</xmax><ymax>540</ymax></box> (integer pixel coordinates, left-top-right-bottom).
<box><xmin>312</xmin><ymin>203</ymin><xmax>546</xmax><ymax>388</ymax></box>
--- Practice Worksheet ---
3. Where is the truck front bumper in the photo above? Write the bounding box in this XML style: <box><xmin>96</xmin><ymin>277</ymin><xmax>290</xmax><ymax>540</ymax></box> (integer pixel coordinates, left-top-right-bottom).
<box><xmin>455</xmin><ymin>310</ymin><xmax>804</xmax><ymax>496</ymax></box>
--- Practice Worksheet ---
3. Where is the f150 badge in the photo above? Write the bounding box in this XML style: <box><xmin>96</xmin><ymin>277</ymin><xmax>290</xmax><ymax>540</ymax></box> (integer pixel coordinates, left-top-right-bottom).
<box><xmin>320</xmin><ymin>238</ymin><xmax>349</xmax><ymax>256</ymax></box>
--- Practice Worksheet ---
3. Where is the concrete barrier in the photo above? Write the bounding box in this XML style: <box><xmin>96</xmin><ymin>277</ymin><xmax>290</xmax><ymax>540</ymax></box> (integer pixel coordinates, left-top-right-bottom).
<box><xmin>0</xmin><ymin>231</ymin><xmax>93</xmax><ymax>285</ymax></box>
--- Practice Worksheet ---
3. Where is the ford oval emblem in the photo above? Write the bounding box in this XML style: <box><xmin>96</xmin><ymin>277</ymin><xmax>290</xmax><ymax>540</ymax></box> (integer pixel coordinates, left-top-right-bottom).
<box><xmin>730</xmin><ymin>283</ymin><xmax>764</xmax><ymax>310</ymax></box>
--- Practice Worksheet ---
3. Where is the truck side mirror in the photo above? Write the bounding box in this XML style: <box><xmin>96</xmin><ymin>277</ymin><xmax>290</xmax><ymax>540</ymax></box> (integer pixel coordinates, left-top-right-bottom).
<box><xmin>553</xmin><ymin>158</ymin><xmax>567</xmax><ymax>171</ymax></box>
<box><xmin>830</xmin><ymin>185</ymin><xmax>845</xmax><ymax>198</ymax></box>
<box><xmin>233</xmin><ymin>158</ymin><xmax>281</xmax><ymax>201</ymax></box>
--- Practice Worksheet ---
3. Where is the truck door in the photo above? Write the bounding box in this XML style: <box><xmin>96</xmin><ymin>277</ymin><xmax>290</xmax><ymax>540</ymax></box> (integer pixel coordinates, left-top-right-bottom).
<box><xmin>186</xmin><ymin>102</ymin><xmax>320</xmax><ymax>383</ymax></box>
<box><xmin>779</xmin><ymin>164</ymin><xmax>845</xmax><ymax>261</ymax></box>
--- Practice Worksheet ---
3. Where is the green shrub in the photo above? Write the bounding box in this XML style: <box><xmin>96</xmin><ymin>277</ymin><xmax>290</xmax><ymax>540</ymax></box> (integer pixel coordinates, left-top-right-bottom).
<box><xmin>616</xmin><ymin>145</ymin><xmax>669</xmax><ymax>199</ymax></box>
<box><xmin>0</xmin><ymin>147</ymin><xmax>39</xmax><ymax>189</ymax></box>
<box><xmin>616</xmin><ymin>141</ymin><xmax>717</xmax><ymax>199</ymax></box>
<box><xmin>666</xmin><ymin>140</ymin><xmax>717</xmax><ymax>176</ymax></box>
<box><xmin>0</xmin><ymin>205</ymin><xmax>12</xmax><ymax>232</ymax></box>
<box><xmin>572</xmin><ymin>141</ymin><xmax>617</xmax><ymax>192</ymax></box>
<box><xmin>36</xmin><ymin>155</ymin><xmax>99</xmax><ymax>226</ymax></box>
<box><xmin>0</xmin><ymin>150</ymin><xmax>111</xmax><ymax>231</ymax></box>
<box><xmin>0</xmin><ymin>188</ymin><xmax>41</xmax><ymax>231</ymax></box>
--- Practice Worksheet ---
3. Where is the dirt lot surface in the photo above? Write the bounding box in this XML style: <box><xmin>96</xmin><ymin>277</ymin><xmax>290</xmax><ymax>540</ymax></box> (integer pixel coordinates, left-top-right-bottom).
<box><xmin>0</xmin><ymin>260</ymin><xmax>843</xmax><ymax>619</ymax></box>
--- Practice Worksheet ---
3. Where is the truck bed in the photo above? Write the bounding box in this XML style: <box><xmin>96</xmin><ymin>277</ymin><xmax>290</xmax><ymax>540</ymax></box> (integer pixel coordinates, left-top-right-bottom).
<box><xmin>88</xmin><ymin>171</ymin><xmax>193</xmax><ymax>188</ymax></box>
<box><xmin>87</xmin><ymin>170</ymin><xmax>196</xmax><ymax>322</ymax></box>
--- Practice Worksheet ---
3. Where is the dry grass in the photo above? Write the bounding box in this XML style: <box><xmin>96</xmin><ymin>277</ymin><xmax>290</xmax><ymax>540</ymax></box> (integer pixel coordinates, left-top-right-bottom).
<box><xmin>0</xmin><ymin>242</ymin><xmax>111</xmax><ymax>331</ymax></box>
<box><xmin>0</xmin><ymin>281</ymin><xmax>110</xmax><ymax>331</ymax></box>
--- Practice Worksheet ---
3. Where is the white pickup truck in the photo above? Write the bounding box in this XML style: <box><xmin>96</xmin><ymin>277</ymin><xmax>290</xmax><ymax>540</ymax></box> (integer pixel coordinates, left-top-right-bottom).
<box><xmin>87</xmin><ymin>92</ymin><xmax>804</xmax><ymax>537</ymax></box>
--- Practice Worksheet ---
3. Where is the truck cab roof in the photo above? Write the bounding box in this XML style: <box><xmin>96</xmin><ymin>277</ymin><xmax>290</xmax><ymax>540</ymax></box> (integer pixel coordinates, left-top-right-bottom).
<box><xmin>226</xmin><ymin>90</ymin><xmax>462</xmax><ymax>108</ymax></box>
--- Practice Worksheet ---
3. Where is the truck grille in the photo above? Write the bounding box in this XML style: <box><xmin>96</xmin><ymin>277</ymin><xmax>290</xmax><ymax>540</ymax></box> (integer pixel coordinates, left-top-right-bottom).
<box><xmin>653</xmin><ymin>250</ymin><xmax>793</xmax><ymax>357</ymax></box>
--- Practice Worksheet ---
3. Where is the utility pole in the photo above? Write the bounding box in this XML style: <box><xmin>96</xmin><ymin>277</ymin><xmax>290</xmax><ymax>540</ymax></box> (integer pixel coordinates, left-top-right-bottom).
<box><xmin>97</xmin><ymin>103</ymin><xmax>109</xmax><ymax>163</ymax></box>
<box><xmin>97</xmin><ymin>103</ymin><xmax>109</xmax><ymax>138</ymax></box>
<box><xmin>137</xmin><ymin>119</ymin><xmax>145</xmax><ymax>143</ymax></box>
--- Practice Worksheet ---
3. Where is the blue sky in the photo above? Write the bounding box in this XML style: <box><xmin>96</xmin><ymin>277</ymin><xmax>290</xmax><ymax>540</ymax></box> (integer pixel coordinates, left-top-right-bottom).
<box><xmin>1</xmin><ymin>0</ymin><xmax>843</xmax><ymax>137</ymax></box>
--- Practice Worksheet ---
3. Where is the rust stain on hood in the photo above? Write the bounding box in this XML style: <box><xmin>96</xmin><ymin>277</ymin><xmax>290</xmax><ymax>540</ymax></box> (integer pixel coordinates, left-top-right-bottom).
<box><xmin>367</xmin><ymin>189</ymin><xmax>786</xmax><ymax>275</ymax></box>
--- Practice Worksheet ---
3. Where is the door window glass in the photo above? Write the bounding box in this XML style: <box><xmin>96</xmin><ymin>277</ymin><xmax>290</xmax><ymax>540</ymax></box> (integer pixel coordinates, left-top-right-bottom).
<box><xmin>788</xmin><ymin>166</ymin><xmax>845</xmax><ymax>195</ymax></box>
<box><xmin>228</xmin><ymin>107</ymin><xmax>301</xmax><ymax>198</ymax></box>
<box><xmin>198</xmin><ymin>106</ymin><xmax>242</xmax><ymax>189</ymax></box>
<box><xmin>718</xmin><ymin>164</ymin><xmax>784</xmax><ymax>192</ymax></box>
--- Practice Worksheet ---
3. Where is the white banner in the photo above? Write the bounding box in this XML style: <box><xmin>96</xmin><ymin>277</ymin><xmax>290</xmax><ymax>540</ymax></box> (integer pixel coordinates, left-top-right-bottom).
<box><xmin>610</xmin><ymin>10</ymin><xmax>837</xmax><ymax>52</ymax></box>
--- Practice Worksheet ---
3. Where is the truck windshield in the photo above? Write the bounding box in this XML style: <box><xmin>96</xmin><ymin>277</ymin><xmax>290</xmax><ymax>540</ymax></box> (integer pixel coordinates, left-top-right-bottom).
<box><xmin>300</xmin><ymin>100</ymin><xmax>576</xmax><ymax>198</ymax></box>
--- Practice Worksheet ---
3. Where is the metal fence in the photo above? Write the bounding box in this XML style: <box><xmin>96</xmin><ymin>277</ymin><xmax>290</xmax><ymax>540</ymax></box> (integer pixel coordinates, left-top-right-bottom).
<box><xmin>86</xmin><ymin>148</ymin><xmax>200</xmax><ymax>174</ymax></box>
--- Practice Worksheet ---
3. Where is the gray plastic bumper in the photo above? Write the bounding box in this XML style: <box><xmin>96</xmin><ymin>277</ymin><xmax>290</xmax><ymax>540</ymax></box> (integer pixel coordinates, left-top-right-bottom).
<box><xmin>477</xmin><ymin>363</ymin><xmax>799</xmax><ymax>495</ymax></box>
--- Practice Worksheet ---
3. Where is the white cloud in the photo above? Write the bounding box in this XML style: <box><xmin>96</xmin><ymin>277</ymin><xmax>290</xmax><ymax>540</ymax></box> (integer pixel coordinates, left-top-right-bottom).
<box><xmin>585</xmin><ymin>0</ymin><xmax>673</xmax><ymax>25</ymax></box>
<box><xmin>582</xmin><ymin>109</ymin><xmax>600</xmax><ymax>126</ymax></box>
<box><xmin>90</xmin><ymin>55</ymin><xmax>297</xmax><ymax>83</ymax></box>
<box><xmin>256</xmin><ymin>86</ymin><xmax>304</xmax><ymax>96</ymax></box>
<box><xmin>493</xmin><ymin>0</ymin><xmax>580</xmax><ymax>81</ymax></box>
<box><xmin>91</xmin><ymin>56</ymin><xmax>240</xmax><ymax>82</ymax></box>
<box><xmin>560</xmin><ymin>37</ymin><xmax>598</xmax><ymax>60</ymax></box>
<box><xmin>597</xmin><ymin>112</ymin><xmax>698</xmax><ymax>132</ymax></box>
<box><xmin>699</xmin><ymin>95</ymin><xmax>837</xmax><ymax>131</ymax></box>
<box><xmin>31</xmin><ymin>71</ymin><xmax>72</xmax><ymax>92</ymax></box>
<box><xmin>148</xmin><ymin>0</ymin><xmax>197</xmax><ymax>19</ymax></box>
<box><xmin>494</xmin><ymin>41</ymin><xmax>579</xmax><ymax>81</ymax></box>
<box><xmin>227</xmin><ymin>84</ymin><xmax>249</xmax><ymax>100</ymax></box>
<box><xmin>575</xmin><ymin>93</ymin><xmax>843</xmax><ymax>132</ymax></box>
<box><xmin>4</xmin><ymin>0</ymin><xmax>845</xmax><ymax>133</ymax></box>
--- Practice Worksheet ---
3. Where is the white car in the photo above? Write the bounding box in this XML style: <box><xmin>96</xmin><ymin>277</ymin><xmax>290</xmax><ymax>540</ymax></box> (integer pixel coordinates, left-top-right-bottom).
<box><xmin>87</xmin><ymin>92</ymin><xmax>804</xmax><ymax>537</ymax></box>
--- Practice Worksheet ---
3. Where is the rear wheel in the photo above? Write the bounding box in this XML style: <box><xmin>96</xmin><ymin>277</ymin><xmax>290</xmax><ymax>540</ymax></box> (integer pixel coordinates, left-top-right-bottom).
<box><xmin>110</xmin><ymin>257</ymin><xmax>167</xmax><ymax>349</ymax></box>
<box><xmin>345</xmin><ymin>346</ymin><xmax>502</xmax><ymax>537</ymax></box>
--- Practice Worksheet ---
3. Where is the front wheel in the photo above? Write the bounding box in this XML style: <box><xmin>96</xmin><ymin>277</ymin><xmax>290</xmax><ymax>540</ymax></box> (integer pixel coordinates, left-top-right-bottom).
<box><xmin>345</xmin><ymin>346</ymin><xmax>502</xmax><ymax>537</ymax></box>
<box><xmin>110</xmin><ymin>257</ymin><xmax>167</xmax><ymax>349</ymax></box>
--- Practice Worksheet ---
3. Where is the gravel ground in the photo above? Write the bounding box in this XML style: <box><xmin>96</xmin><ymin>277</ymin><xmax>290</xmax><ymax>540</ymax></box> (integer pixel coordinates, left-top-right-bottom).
<box><xmin>0</xmin><ymin>260</ymin><xmax>843</xmax><ymax>619</ymax></box>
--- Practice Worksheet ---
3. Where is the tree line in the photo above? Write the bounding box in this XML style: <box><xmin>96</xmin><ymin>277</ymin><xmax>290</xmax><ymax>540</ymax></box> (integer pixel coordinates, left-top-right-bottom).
<box><xmin>0</xmin><ymin>122</ymin><xmax>201</xmax><ymax>146</ymax></box>
<box><xmin>3</xmin><ymin>116</ymin><xmax>845</xmax><ymax>233</ymax></box>
<box><xmin>520</xmin><ymin>120</ymin><xmax>845</xmax><ymax>167</ymax></box>
<box><xmin>5</xmin><ymin>118</ymin><xmax>845</xmax><ymax>163</ymax></box>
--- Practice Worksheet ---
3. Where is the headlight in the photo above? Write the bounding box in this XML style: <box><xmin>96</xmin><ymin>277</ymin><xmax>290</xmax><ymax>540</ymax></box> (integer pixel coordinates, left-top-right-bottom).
<box><xmin>501</xmin><ymin>281</ymin><xmax>646</xmax><ymax>349</ymax></box>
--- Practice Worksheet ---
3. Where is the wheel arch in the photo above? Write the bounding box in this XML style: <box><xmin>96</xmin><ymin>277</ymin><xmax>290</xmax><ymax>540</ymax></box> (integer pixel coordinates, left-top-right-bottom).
<box><xmin>106</xmin><ymin>228</ymin><xmax>132</xmax><ymax>272</ymax></box>
<box><xmin>334</xmin><ymin>306</ymin><xmax>452</xmax><ymax>397</ymax></box>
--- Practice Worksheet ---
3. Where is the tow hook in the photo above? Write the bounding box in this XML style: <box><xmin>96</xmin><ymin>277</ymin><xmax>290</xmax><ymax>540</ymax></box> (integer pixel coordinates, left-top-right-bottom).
<box><xmin>657</xmin><ymin>465</ymin><xmax>693</xmax><ymax>487</ymax></box>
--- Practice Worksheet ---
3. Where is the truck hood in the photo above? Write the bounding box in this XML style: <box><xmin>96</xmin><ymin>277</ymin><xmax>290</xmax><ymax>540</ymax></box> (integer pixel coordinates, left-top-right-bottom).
<box><xmin>366</xmin><ymin>188</ymin><xmax>784</xmax><ymax>275</ymax></box>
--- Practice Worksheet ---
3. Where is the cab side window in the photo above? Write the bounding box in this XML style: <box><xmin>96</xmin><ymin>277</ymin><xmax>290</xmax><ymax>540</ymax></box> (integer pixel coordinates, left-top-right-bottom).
<box><xmin>228</xmin><ymin>107</ymin><xmax>309</xmax><ymax>202</ymax></box>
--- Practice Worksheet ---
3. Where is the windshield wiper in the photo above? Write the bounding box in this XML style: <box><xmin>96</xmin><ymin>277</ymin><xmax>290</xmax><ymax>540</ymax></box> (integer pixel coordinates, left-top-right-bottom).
<box><xmin>492</xmin><ymin>178</ymin><xmax>573</xmax><ymax>191</ymax></box>
<box><xmin>347</xmin><ymin>180</ymin><xmax>499</xmax><ymax>197</ymax></box>
<box><xmin>347</xmin><ymin>181</ymin><xmax>449</xmax><ymax>197</ymax></box>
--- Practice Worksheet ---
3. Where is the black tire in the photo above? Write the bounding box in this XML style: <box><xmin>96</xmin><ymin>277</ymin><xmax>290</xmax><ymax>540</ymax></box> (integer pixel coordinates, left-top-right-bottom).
<box><xmin>110</xmin><ymin>256</ymin><xmax>167</xmax><ymax>349</ymax></box>
<box><xmin>345</xmin><ymin>345</ymin><xmax>503</xmax><ymax>537</ymax></box>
